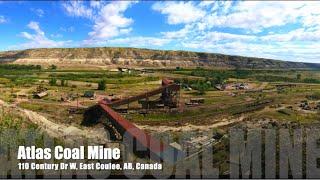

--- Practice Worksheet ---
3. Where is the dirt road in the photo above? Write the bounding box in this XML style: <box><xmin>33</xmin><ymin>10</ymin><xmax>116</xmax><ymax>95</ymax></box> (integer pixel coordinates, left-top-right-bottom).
<box><xmin>137</xmin><ymin>116</ymin><xmax>245</xmax><ymax>133</ymax></box>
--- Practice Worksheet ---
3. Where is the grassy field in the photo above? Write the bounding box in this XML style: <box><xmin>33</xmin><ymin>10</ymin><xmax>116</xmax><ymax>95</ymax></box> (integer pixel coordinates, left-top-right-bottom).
<box><xmin>1</xmin><ymin>64</ymin><xmax>320</xmax><ymax>128</ymax></box>
<box><xmin>2</xmin><ymin>64</ymin><xmax>320</xmax><ymax>177</ymax></box>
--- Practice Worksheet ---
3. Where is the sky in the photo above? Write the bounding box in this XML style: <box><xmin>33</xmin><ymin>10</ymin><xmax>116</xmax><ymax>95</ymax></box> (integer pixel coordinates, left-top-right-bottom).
<box><xmin>0</xmin><ymin>1</ymin><xmax>319</xmax><ymax>63</ymax></box>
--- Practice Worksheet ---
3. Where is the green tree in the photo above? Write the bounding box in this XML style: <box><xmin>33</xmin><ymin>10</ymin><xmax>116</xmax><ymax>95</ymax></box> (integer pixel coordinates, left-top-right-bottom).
<box><xmin>214</xmin><ymin>75</ymin><xmax>224</xmax><ymax>85</ymax></box>
<box><xmin>35</xmin><ymin>65</ymin><xmax>42</xmax><ymax>70</ymax></box>
<box><xmin>50</xmin><ymin>64</ymin><xmax>57</xmax><ymax>70</ymax></box>
<box><xmin>194</xmin><ymin>81</ymin><xmax>209</xmax><ymax>95</ymax></box>
<box><xmin>297</xmin><ymin>73</ymin><xmax>302</xmax><ymax>80</ymax></box>
<box><xmin>97</xmin><ymin>79</ymin><xmax>106</xmax><ymax>90</ymax></box>
<box><xmin>49</xmin><ymin>78</ymin><xmax>57</xmax><ymax>86</ymax></box>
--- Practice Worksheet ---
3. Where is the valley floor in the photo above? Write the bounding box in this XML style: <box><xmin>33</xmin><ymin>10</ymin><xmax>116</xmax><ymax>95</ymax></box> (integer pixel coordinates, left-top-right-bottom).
<box><xmin>1</xmin><ymin>65</ymin><xmax>320</xmax><ymax>176</ymax></box>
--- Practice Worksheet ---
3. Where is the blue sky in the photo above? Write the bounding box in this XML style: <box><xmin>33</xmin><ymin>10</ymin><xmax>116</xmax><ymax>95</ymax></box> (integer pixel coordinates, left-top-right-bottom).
<box><xmin>0</xmin><ymin>1</ymin><xmax>319</xmax><ymax>63</ymax></box>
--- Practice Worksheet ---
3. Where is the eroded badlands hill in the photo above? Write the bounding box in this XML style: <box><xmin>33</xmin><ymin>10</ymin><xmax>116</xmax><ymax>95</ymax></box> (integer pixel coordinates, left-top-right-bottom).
<box><xmin>0</xmin><ymin>47</ymin><xmax>318</xmax><ymax>69</ymax></box>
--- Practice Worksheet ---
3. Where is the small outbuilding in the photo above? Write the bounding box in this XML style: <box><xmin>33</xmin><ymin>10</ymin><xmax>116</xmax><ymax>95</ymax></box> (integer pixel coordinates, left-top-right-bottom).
<box><xmin>118</xmin><ymin>68</ymin><xmax>129</xmax><ymax>72</ymax></box>
<box><xmin>33</xmin><ymin>91</ymin><xmax>48</xmax><ymax>99</ymax></box>
<box><xmin>109</xmin><ymin>68</ymin><xmax>119</xmax><ymax>72</ymax></box>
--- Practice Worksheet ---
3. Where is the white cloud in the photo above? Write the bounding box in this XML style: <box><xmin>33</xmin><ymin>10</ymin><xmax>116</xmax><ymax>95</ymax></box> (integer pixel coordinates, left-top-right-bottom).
<box><xmin>151</xmin><ymin>1</ymin><xmax>320</xmax><ymax>62</ymax></box>
<box><xmin>261</xmin><ymin>28</ymin><xmax>320</xmax><ymax>42</ymax></box>
<box><xmin>181</xmin><ymin>32</ymin><xmax>256</xmax><ymax>51</ymax></box>
<box><xmin>180</xmin><ymin>29</ymin><xmax>320</xmax><ymax>61</ymax></box>
<box><xmin>9</xmin><ymin>1</ymin><xmax>319</xmax><ymax>63</ymax></box>
<box><xmin>198</xmin><ymin>1</ymin><xmax>215</xmax><ymax>8</ymax></box>
<box><xmin>50</xmin><ymin>33</ymin><xmax>63</xmax><ymax>38</ymax></box>
<box><xmin>27</xmin><ymin>21</ymin><xmax>43</xmax><ymax>35</ymax></box>
<box><xmin>0</xmin><ymin>15</ymin><xmax>7</xmax><ymax>24</ymax></box>
<box><xmin>204</xmin><ymin>31</ymin><xmax>256</xmax><ymax>42</ymax></box>
<box><xmin>162</xmin><ymin>25</ymin><xmax>193</xmax><ymax>39</ymax></box>
<box><xmin>200</xmin><ymin>1</ymin><xmax>320</xmax><ymax>33</ymax></box>
<box><xmin>15</xmin><ymin>21</ymin><xmax>71</xmax><ymax>49</ymax></box>
<box><xmin>90</xmin><ymin>1</ymin><xmax>104</xmax><ymax>8</ymax></box>
<box><xmin>62</xmin><ymin>1</ymin><xmax>136</xmax><ymax>40</ymax></box>
<box><xmin>88</xmin><ymin>1</ymin><xmax>135</xmax><ymax>40</ymax></box>
<box><xmin>202</xmin><ymin>2</ymin><xmax>301</xmax><ymax>33</ymax></box>
<box><xmin>62</xmin><ymin>1</ymin><xmax>93</xmax><ymax>19</ymax></box>
<box><xmin>31</xmin><ymin>8</ymin><xmax>44</xmax><ymax>17</ymax></box>
<box><xmin>81</xmin><ymin>36</ymin><xmax>171</xmax><ymax>47</ymax></box>
<box><xmin>152</xmin><ymin>1</ymin><xmax>205</xmax><ymax>25</ymax></box>
<box><xmin>154</xmin><ymin>1</ymin><xmax>320</xmax><ymax>33</ymax></box>
<box><xmin>60</xmin><ymin>26</ymin><xmax>74</xmax><ymax>32</ymax></box>
<box><xmin>181</xmin><ymin>39</ymin><xmax>320</xmax><ymax>62</ymax></box>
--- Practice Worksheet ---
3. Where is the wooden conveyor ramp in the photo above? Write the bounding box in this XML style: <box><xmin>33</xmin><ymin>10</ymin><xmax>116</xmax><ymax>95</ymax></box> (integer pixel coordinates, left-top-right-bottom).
<box><xmin>98</xmin><ymin>79</ymin><xmax>184</xmax><ymax>164</ymax></box>
<box><xmin>103</xmin><ymin>78</ymin><xmax>180</xmax><ymax>107</ymax></box>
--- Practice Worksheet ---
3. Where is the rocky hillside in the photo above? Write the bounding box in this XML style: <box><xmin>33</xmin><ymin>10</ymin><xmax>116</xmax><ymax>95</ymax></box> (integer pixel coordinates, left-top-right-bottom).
<box><xmin>0</xmin><ymin>47</ymin><xmax>318</xmax><ymax>69</ymax></box>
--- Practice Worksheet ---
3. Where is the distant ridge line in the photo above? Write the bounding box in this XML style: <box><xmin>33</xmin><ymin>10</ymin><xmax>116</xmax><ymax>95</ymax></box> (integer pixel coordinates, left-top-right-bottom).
<box><xmin>0</xmin><ymin>47</ymin><xmax>319</xmax><ymax>69</ymax></box>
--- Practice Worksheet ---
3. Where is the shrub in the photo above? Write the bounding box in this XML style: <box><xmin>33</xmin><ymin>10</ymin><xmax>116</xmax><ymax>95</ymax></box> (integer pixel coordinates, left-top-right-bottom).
<box><xmin>193</xmin><ymin>81</ymin><xmax>210</xmax><ymax>95</ymax></box>
<box><xmin>49</xmin><ymin>78</ymin><xmax>57</xmax><ymax>86</ymax></box>
<box><xmin>303</xmin><ymin>78</ymin><xmax>320</xmax><ymax>84</ymax></box>
<box><xmin>296</xmin><ymin>73</ymin><xmax>302</xmax><ymax>80</ymax></box>
<box><xmin>0</xmin><ymin>64</ymin><xmax>41</xmax><ymax>70</ymax></box>
<box><xmin>97</xmin><ymin>79</ymin><xmax>106</xmax><ymax>90</ymax></box>
<box><xmin>50</xmin><ymin>64</ymin><xmax>57</xmax><ymax>70</ymax></box>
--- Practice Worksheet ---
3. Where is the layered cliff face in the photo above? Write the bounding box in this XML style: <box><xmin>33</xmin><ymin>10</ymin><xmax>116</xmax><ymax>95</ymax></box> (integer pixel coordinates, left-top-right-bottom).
<box><xmin>0</xmin><ymin>47</ymin><xmax>317</xmax><ymax>69</ymax></box>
